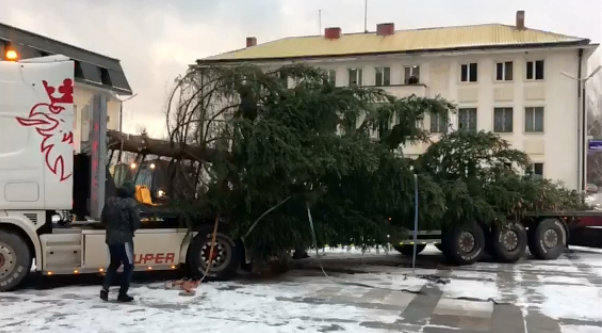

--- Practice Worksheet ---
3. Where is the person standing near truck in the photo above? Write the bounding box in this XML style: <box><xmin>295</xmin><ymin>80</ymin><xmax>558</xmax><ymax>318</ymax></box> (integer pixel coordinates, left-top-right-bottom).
<box><xmin>99</xmin><ymin>182</ymin><xmax>141</xmax><ymax>302</ymax></box>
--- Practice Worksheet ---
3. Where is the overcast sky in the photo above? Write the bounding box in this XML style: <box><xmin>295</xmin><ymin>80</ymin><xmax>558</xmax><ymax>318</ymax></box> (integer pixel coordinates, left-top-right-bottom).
<box><xmin>1</xmin><ymin>0</ymin><xmax>600</xmax><ymax>136</ymax></box>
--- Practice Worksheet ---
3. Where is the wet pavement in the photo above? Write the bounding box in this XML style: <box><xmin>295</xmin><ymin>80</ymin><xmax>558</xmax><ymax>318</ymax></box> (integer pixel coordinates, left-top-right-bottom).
<box><xmin>0</xmin><ymin>245</ymin><xmax>601</xmax><ymax>332</ymax></box>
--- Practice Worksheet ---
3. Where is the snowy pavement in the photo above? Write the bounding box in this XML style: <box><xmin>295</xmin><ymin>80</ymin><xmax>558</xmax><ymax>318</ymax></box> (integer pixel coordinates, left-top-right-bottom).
<box><xmin>1</xmin><ymin>246</ymin><xmax>601</xmax><ymax>333</ymax></box>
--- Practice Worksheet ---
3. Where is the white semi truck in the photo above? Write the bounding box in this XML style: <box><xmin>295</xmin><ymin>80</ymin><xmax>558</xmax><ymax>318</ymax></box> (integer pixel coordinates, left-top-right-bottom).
<box><xmin>0</xmin><ymin>56</ymin><xmax>242</xmax><ymax>291</ymax></box>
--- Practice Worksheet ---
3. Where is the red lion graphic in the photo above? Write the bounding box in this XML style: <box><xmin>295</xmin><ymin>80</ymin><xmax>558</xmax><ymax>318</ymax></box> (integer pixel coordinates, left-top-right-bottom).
<box><xmin>16</xmin><ymin>79</ymin><xmax>74</xmax><ymax>182</ymax></box>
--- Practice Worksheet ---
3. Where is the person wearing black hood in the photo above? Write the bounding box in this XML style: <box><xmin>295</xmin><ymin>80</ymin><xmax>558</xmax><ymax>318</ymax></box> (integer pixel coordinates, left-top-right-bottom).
<box><xmin>99</xmin><ymin>181</ymin><xmax>141</xmax><ymax>302</ymax></box>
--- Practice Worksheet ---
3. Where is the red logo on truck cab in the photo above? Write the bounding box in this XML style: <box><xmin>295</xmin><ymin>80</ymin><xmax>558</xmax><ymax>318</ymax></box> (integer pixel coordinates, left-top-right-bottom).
<box><xmin>135</xmin><ymin>253</ymin><xmax>176</xmax><ymax>265</ymax></box>
<box><xmin>16</xmin><ymin>79</ymin><xmax>74</xmax><ymax>182</ymax></box>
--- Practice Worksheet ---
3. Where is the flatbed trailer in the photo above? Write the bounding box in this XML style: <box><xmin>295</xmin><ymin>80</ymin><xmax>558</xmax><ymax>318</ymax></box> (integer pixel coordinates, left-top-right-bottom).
<box><xmin>392</xmin><ymin>209</ymin><xmax>602</xmax><ymax>263</ymax></box>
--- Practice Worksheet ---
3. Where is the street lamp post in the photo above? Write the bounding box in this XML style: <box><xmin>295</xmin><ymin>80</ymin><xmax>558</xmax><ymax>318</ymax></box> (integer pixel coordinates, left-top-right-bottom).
<box><xmin>562</xmin><ymin>65</ymin><xmax>601</xmax><ymax>191</ymax></box>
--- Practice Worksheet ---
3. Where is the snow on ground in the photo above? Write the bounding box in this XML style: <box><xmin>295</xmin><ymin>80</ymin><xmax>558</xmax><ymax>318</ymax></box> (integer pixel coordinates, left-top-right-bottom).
<box><xmin>537</xmin><ymin>284</ymin><xmax>602</xmax><ymax>321</ymax></box>
<box><xmin>2</xmin><ymin>281</ymin><xmax>397</xmax><ymax>333</ymax></box>
<box><xmin>561</xmin><ymin>324</ymin><xmax>602</xmax><ymax>333</ymax></box>
<box><xmin>2</xmin><ymin>246</ymin><xmax>601</xmax><ymax>332</ymax></box>
<box><xmin>569</xmin><ymin>245</ymin><xmax>602</xmax><ymax>255</ymax></box>
<box><xmin>537</xmin><ymin>274</ymin><xmax>591</xmax><ymax>285</ymax></box>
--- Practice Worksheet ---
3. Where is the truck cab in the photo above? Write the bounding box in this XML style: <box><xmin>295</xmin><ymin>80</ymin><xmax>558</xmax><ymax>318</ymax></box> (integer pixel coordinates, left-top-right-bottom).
<box><xmin>0</xmin><ymin>54</ymin><xmax>241</xmax><ymax>291</ymax></box>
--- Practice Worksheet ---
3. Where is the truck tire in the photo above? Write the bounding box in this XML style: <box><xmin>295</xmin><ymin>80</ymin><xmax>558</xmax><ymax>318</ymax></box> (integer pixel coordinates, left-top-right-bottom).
<box><xmin>393</xmin><ymin>244</ymin><xmax>426</xmax><ymax>256</ymax></box>
<box><xmin>528</xmin><ymin>218</ymin><xmax>567</xmax><ymax>260</ymax></box>
<box><xmin>442</xmin><ymin>221</ymin><xmax>485</xmax><ymax>265</ymax></box>
<box><xmin>0</xmin><ymin>230</ymin><xmax>32</xmax><ymax>291</ymax></box>
<box><xmin>491</xmin><ymin>222</ymin><xmax>527</xmax><ymax>263</ymax></box>
<box><xmin>187</xmin><ymin>225</ymin><xmax>242</xmax><ymax>280</ymax></box>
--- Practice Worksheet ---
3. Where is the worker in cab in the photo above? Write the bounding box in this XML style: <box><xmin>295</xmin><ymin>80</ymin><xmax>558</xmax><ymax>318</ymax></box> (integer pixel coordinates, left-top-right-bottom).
<box><xmin>99</xmin><ymin>181</ymin><xmax>141</xmax><ymax>302</ymax></box>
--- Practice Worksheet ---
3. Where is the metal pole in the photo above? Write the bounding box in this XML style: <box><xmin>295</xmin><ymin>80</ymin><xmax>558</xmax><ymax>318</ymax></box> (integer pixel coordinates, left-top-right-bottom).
<box><xmin>318</xmin><ymin>9</ymin><xmax>322</xmax><ymax>34</ymax></box>
<box><xmin>581</xmin><ymin>83</ymin><xmax>587</xmax><ymax>191</ymax></box>
<box><xmin>90</xmin><ymin>94</ymin><xmax>108</xmax><ymax>219</ymax></box>
<box><xmin>114</xmin><ymin>93</ymin><xmax>137</xmax><ymax>162</ymax></box>
<box><xmin>578</xmin><ymin>49</ymin><xmax>583</xmax><ymax>191</ymax></box>
<box><xmin>412</xmin><ymin>174</ymin><xmax>418</xmax><ymax>270</ymax></box>
<box><xmin>118</xmin><ymin>101</ymin><xmax>124</xmax><ymax>162</ymax></box>
<box><xmin>364</xmin><ymin>0</ymin><xmax>368</xmax><ymax>33</ymax></box>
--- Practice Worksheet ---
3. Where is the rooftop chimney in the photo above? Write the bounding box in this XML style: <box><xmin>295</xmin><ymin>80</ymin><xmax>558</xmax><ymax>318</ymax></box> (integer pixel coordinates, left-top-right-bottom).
<box><xmin>516</xmin><ymin>10</ymin><xmax>525</xmax><ymax>30</ymax></box>
<box><xmin>324</xmin><ymin>27</ymin><xmax>341</xmax><ymax>39</ymax></box>
<box><xmin>376</xmin><ymin>23</ymin><xmax>395</xmax><ymax>36</ymax></box>
<box><xmin>246</xmin><ymin>37</ymin><xmax>257</xmax><ymax>47</ymax></box>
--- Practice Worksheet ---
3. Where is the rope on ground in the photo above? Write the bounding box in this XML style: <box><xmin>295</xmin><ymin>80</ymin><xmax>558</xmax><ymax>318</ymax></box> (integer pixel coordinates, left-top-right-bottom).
<box><xmin>165</xmin><ymin>215</ymin><xmax>220</xmax><ymax>296</ymax></box>
<box><xmin>305</xmin><ymin>203</ymin><xmax>423</xmax><ymax>294</ymax></box>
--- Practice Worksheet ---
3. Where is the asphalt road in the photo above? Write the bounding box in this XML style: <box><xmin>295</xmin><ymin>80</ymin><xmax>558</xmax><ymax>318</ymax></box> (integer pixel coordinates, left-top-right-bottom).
<box><xmin>1</xmin><ymin>245</ymin><xmax>601</xmax><ymax>333</ymax></box>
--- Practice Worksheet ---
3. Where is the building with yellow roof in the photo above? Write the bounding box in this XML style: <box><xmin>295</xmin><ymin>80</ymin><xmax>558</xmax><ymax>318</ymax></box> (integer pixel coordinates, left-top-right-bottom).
<box><xmin>197</xmin><ymin>11</ymin><xmax>598</xmax><ymax>191</ymax></box>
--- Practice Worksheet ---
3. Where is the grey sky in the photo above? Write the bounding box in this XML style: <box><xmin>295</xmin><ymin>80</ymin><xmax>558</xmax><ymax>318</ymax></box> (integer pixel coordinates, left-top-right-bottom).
<box><xmin>0</xmin><ymin>0</ymin><xmax>600</xmax><ymax>136</ymax></box>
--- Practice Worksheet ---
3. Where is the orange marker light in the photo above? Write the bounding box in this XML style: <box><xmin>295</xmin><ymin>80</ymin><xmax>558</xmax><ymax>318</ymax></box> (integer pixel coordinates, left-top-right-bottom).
<box><xmin>73</xmin><ymin>269</ymin><xmax>79</xmax><ymax>274</ymax></box>
<box><xmin>5</xmin><ymin>49</ymin><xmax>18</xmax><ymax>61</ymax></box>
<box><xmin>147</xmin><ymin>266</ymin><xmax>153</xmax><ymax>270</ymax></box>
<box><xmin>170</xmin><ymin>265</ymin><xmax>177</xmax><ymax>269</ymax></box>
<box><xmin>47</xmin><ymin>271</ymin><xmax>53</xmax><ymax>276</ymax></box>
<box><xmin>99</xmin><ymin>268</ymin><xmax>105</xmax><ymax>272</ymax></box>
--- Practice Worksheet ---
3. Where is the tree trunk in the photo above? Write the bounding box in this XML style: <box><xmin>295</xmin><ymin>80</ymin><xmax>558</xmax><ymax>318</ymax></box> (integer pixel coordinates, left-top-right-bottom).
<box><xmin>107</xmin><ymin>130</ymin><xmax>222</xmax><ymax>162</ymax></box>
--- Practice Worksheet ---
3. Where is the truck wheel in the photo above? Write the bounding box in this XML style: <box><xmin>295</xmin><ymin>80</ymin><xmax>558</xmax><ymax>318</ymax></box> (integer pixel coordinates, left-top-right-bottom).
<box><xmin>491</xmin><ymin>222</ymin><xmax>527</xmax><ymax>263</ymax></box>
<box><xmin>393</xmin><ymin>244</ymin><xmax>426</xmax><ymax>256</ymax></box>
<box><xmin>0</xmin><ymin>230</ymin><xmax>32</xmax><ymax>291</ymax></box>
<box><xmin>528</xmin><ymin>218</ymin><xmax>567</xmax><ymax>260</ymax></box>
<box><xmin>443</xmin><ymin>222</ymin><xmax>485</xmax><ymax>265</ymax></box>
<box><xmin>187</xmin><ymin>226</ymin><xmax>242</xmax><ymax>280</ymax></box>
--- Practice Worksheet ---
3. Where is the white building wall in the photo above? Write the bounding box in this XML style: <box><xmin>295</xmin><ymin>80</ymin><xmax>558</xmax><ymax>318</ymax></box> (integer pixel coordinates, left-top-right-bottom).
<box><xmin>287</xmin><ymin>46</ymin><xmax>593</xmax><ymax>190</ymax></box>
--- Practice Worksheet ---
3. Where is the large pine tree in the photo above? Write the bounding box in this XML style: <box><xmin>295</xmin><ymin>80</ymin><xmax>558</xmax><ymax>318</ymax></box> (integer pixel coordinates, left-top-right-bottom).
<box><xmin>162</xmin><ymin>64</ymin><xmax>582</xmax><ymax>259</ymax></box>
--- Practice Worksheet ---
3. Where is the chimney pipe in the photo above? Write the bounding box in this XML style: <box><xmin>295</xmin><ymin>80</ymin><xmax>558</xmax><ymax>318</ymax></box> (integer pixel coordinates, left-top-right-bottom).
<box><xmin>246</xmin><ymin>37</ymin><xmax>257</xmax><ymax>47</ymax></box>
<box><xmin>516</xmin><ymin>10</ymin><xmax>525</xmax><ymax>30</ymax></box>
<box><xmin>376</xmin><ymin>23</ymin><xmax>395</xmax><ymax>36</ymax></box>
<box><xmin>324</xmin><ymin>27</ymin><xmax>341</xmax><ymax>39</ymax></box>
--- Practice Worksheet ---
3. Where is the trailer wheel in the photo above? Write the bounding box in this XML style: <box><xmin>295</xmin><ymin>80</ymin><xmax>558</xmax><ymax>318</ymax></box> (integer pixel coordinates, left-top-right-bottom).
<box><xmin>393</xmin><ymin>244</ymin><xmax>426</xmax><ymax>256</ymax></box>
<box><xmin>528</xmin><ymin>218</ymin><xmax>567</xmax><ymax>260</ymax></box>
<box><xmin>443</xmin><ymin>222</ymin><xmax>485</xmax><ymax>265</ymax></box>
<box><xmin>0</xmin><ymin>230</ymin><xmax>32</xmax><ymax>291</ymax></box>
<box><xmin>187</xmin><ymin>226</ymin><xmax>241</xmax><ymax>280</ymax></box>
<box><xmin>491</xmin><ymin>222</ymin><xmax>527</xmax><ymax>263</ymax></box>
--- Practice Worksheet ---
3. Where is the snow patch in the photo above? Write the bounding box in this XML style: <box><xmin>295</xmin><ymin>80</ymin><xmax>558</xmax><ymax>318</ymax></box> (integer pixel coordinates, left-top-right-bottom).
<box><xmin>561</xmin><ymin>324</ymin><xmax>602</xmax><ymax>333</ymax></box>
<box><xmin>537</xmin><ymin>274</ymin><xmax>591</xmax><ymax>286</ymax></box>
<box><xmin>537</xmin><ymin>284</ymin><xmax>602</xmax><ymax>321</ymax></box>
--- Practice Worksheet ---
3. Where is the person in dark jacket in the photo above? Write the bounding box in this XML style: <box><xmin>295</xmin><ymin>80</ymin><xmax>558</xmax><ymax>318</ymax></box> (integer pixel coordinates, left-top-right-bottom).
<box><xmin>99</xmin><ymin>181</ymin><xmax>141</xmax><ymax>302</ymax></box>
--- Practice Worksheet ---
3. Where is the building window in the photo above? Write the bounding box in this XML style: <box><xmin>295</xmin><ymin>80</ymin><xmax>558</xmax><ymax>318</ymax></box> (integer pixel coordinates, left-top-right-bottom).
<box><xmin>375</xmin><ymin>67</ymin><xmax>390</xmax><ymax>86</ymax></box>
<box><xmin>528</xmin><ymin>163</ymin><xmax>544</xmax><ymax>178</ymax></box>
<box><xmin>526</xmin><ymin>60</ymin><xmax>544</xmax><ymax>80</ymax></box>
<box><xmin>458</xmin><ymin>108</ymin><xmax>477</xmax><ymax>133</ymax></box>
<box><xmin>525</xmin><ymin>107</ymin><xmax>544</xmax><ymax>132</ymax></box>
<box><xmin>348</xmin><ymin>68</ymin><xmax>363</xmax><ymax>86</ymax></box>
<box><xmin>430</xmin><ymin>112</ymin><xmax>448</xmax><ymax>133</ymax></box>
<box><xmin>494</xmin><ymin>107</ymin><xmax>513</xmax><ymax>133</ymax></box>
<box><xmin>404</xmin><ymin>65</ymin><xmax>420</xmax><ymax>84</ymax></box>
<box><xmin>328</xmin><ymin>69</ymin><xmax>336</xmax><ymax>85</ymax></box>
<box><xmin>460</xmin><ymin>63</ymin><xmax>478</xmax><ymax>82</ymax></box>
<box><xmin>496</xmin><ymin>61</ymin><xmax>513</xmax><ymax>81</ymax></box>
